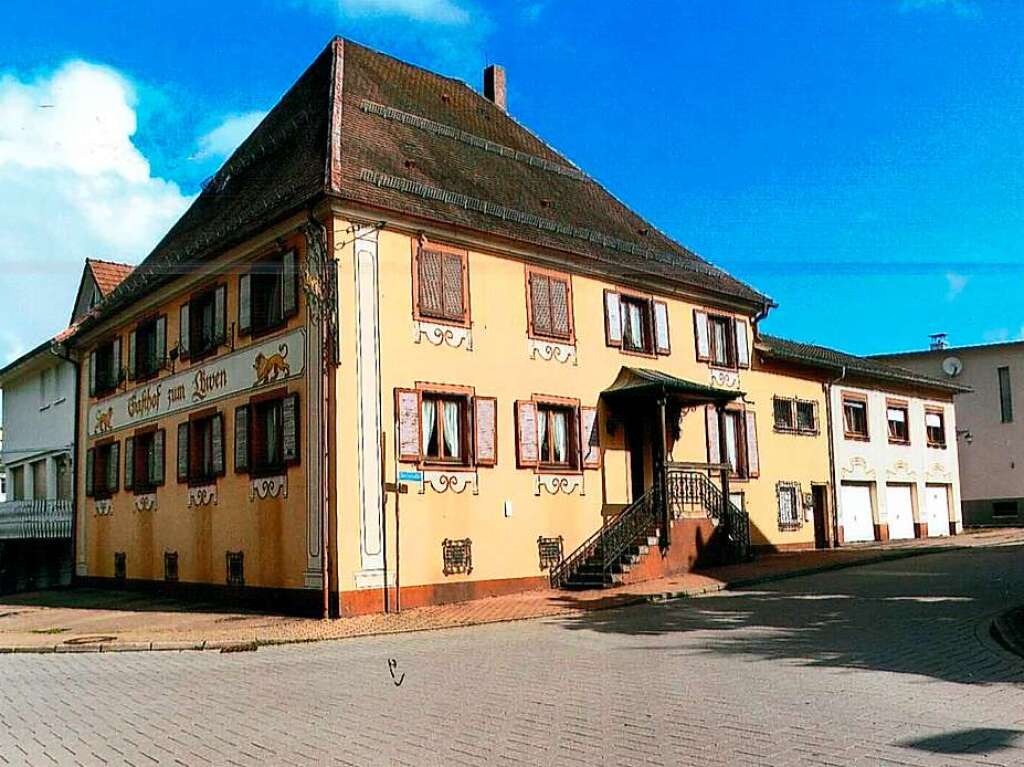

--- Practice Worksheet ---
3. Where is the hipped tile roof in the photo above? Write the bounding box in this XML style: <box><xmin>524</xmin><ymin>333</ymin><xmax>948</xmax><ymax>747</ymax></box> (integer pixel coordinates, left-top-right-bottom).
<box><xmin>76</xmin><ymin>37</ymin><xmax>770</xmax><ymax>335</ymax></box>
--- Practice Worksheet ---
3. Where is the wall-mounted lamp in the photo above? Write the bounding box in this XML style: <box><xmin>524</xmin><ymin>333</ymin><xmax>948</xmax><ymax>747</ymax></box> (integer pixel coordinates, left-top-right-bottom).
<box><xmin>956</xmin><ymin>429</ymin><xmax>973</xmax><ymax>446</ymax></box>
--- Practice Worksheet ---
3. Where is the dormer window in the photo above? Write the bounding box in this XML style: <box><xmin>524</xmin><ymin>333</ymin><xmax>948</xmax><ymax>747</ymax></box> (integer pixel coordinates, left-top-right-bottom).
<box><xmin>239</xmin><ymin>251</ymin><xmax>298</xmax><ymax>337</ymax></box>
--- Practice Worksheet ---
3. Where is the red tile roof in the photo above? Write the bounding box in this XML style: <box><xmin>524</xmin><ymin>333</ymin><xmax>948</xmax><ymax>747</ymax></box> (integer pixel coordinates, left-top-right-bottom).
<box><xmin>87</xmin><ymin>259</ymin><xmax>134</xmax><ymax>297</ymax></box>
<box><xmin>76</xmin><ymin>38</ymin><xmax>772</xmax><ymax>334</ymax></box>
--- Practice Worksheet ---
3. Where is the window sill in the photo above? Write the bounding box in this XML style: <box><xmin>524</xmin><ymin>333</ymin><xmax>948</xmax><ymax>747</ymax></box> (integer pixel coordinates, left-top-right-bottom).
<box><xmin>413</xmin><ymin>313</ymin><xmax>470</xmax><ymax>329</ymax></box>
<box><xmin>420</xmin><ymin>462</ymin><xmax>474</xmax><ymax>472</ymax></box>
<box><xmin>927</xmin><ymin>443</ymin><xmax>948</xmax><ymax>450</ymax></box>
<box><xmin>536</xmin><ymin>466</ymin><xmax>582</xmax><ymax>476</ymax></box>
<box><xmin>774</xmin><ymin>426</ymin><xmax>819</xmax><ymax>436</ymax></box>
<box><xmin>844</xmin><ymin>433</ymin><xmax>870</xmax><ymax>442</ymax></box>
<box><xmin>888</xmin><ymin>439</ymin><xmax>911</xmax><ymax>447</ymax></box>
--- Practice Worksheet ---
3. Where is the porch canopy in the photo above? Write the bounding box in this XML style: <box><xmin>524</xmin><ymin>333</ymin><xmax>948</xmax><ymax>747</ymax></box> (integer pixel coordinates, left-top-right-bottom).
<box><xmin>600</xmin><ymin>367</ymin><xmax>743</xmax><ymax>407</ymax></box>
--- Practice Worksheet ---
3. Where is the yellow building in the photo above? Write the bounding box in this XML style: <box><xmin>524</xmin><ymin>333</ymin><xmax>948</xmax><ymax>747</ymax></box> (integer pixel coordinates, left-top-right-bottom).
<box><xmin>68</xmin><ymin>38</ymin><xmax>950</xmax><ymax>617</ymax></box>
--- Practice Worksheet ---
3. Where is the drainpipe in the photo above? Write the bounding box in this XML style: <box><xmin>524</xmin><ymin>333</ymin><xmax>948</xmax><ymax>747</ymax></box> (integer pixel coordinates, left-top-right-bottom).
<box><xmin>823</xmin><ymin>366</ymin><xmax>846</xmax><ymax>548</ymax></box>
<box><xmin>50</xmin><ymin>340</ymin><xmax>80</xmax><ymax>584</ymax></box>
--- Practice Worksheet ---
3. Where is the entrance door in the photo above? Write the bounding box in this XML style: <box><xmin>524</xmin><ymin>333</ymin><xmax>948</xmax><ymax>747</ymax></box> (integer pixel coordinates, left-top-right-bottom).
<box><xmin>811</xmin><ymin>484</ymin><xmax>829</xmax><ymax>548</ymax></box>
<box><xmin>885</xmin><ymin>484</ymin><xmax>915</xmax><ymax>540</ymax></box>
<box><xmin>840</xmin><ymin>483</ymin><xmax>875</xmax><ymax>543</ymax></box>
<box><xmin>626</xmin><ymin>418</ymin><xmax>648</xmax><ymax>502</ymax></box>
<box><xmin>925</xmin><ymin>484</ymin><xmax>951</xmax><ymax>536</ymax></box>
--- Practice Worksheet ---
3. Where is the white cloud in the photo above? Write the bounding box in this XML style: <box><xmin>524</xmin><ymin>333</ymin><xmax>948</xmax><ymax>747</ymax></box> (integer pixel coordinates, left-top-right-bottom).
<box><xmin>898</xmin><ymin>0</ymin><xmax>980</xmax><ymax>18</ymax></box>
<box><xmin>983</xmin><ymin>328</ymin><xmax>1010</xmax><ymax>343</ymax></box>
<box><xmin>193</xmin><ymin>111</ymin><xmax>267</xmax><ymax>161</ymax></box>
<box><xmin>0</xmin><ymin>61</ymin><xmax>192</xmax><ymax>364</ymax></box>
<box><xmin>311</xmin><ymin>0</ymin><xmax>470</xmax><ymax>24</ymax></box>
<box><xmin>945</xmin><ymin>271</ymin><xmax>968</xmax><ymax>300</ymax></box>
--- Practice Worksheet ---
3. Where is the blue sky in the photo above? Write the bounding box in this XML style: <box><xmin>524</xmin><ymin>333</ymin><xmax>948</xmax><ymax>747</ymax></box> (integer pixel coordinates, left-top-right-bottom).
<box><xmin>0</xmin><ymin>0</ymin><xmax>1021</xmax><ymax>365</ymax></box>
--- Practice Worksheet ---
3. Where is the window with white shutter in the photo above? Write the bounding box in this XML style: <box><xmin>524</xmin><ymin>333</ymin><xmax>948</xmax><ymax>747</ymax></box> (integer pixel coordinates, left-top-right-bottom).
<box><xmin>580</xmin><ymin>406</ymin><xmax>601</xmax><ymax>469</ymax></box>
<box><xmin>395</xmin><ymin>386</ymin><xmax>494</xmax><ymax>468</ymax></box>
<box><xmin>515</xmin><ymin>400</ymin><xmax>540</xmax><ymax>468</ymax></box>
<box><xmin>235</xmin><ymin>405</ymin><xmax>250</xmax><ymax>473</ymax></box>
<box><xmin>474</xmin><ymin>397</ymin><xmax>497</xmax><ymax>466</ymax></box>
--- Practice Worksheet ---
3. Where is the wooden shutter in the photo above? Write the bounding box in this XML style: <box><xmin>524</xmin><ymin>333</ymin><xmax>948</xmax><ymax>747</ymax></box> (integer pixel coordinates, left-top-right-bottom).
<box><xmin>124</xmin><ymin>436</ymin><xmax>135</xmax><ymax>492</ymax></box>
<box><xmin>735</xmin><ymin>318</ymin><xmax>750</xmax><ymax>368</ymax></box>
<box><xmin>418</xmin><ymin>250</ymin><xmax>443</xmax><ymax>317</ymax></box>
<box><xmin>745</xmin><ymin>411</ymin><xmax>760</xmax><ymax>478</ymax></box>
<box><xmin>107</xmin><ymin>442</ymin><xmax>120</xmax><ymax>494</ymax></box>
<box><xmin>282</xmin><ymin>251</ymin><xmax>298</xmax><ymax>318</ymax></box>
<box><xmin>706</xmin><ymin>406</ymin><xmax>721</xmax><ymax>464</ymax></box>
<box><xmin>179</xmin><ymin>303</ymin><xmax>191</xmax><ymax>359</ymax></box>
<box><xmin>238</xmin><ymin>274</ymin><xmax>252</xmax><ymax>335</ymax></box>
<box><xmin>515</xmin><ymin>400</ymin><xmax>540</xmax><ymax>468</ymax></box>
<box><xmin>694</xmin><ymin>310</ymin><xmax>710</xmax><ymax>362</ymax></box>
<box><xmin>111</xmin><ymin>338</ymin><xmax>121</xmax><ymax>385</ymax></box>
<box><xmin>177</xmin><ymin>423</ymin><xmax>189</xmax><ymax>483</ymax></box>
<box><xmin>85</xmin><ymin>448</ymin><xmax>95</xmax><ymax>497</ymax></box>
<box><xmin>127</xmin><ymin>330</ymin><xmax>137</xmax><ymax>381</ymax></box>
<box><xmin>395</xmin><ymin>388</ymin><xmax>422</xmax><ymax>463</ymax></box>
<box><xmin>654</xmin><ymin>301</ymin><xmax>671</xmax><ymax>355</ymax></box>
<box><xmin>529</xmin><ymin>273</ymin><xmax>551</xmax><ymax>336</ymax></box>
<box><xmin>604</xmin><ymin>290</ymin><xmax>622</xmax><ymax>347</ymax></box>
<box><xmin>234</xmin><ymin>406</ymin><xmax>250</xmax><ymax>473</ymax></box>
<box><xmin>155</xmin><ymin>316</ymin><xmax>167</xmax><ymax>368</ymax></box>
<box><xmin>214</xmin><ymin>285</ymin><xmax>227</xmax><ymax>344</ymax></box>
<box><xmin>283</xmin><ymin>393</ymin><xmax>300</xmax><ymax>465</ymax></box>
<box><xmin>441</xmin><ymin>252</ymin><xmax>465</xmax><ymax>320</ymax></box>
<box><xmin>550</xmin><ymin>277</ymin><xmax>570</xmax><ymax>338</ymax></box>
<box><xmin>212</xmin><ymin>414</ymin><xmax>225</xmax><ymax>476</ymax></box>
<box><xmin>580</xmin><ymin>406</ymin><xmax>601</xmax><ymax>469</ymax></box>
<box><xmin>474</xmin><ymin>396</ymin><xmax>497</xmax><ymax>467</ymax></box>
<box><xmin>152</xmin><ymin>430</ymin><xmax>165</xmax><ymax>486</ymax></box>
<box><xmin>88</xmin><ymin>351</ymin><xmax>97</xmax><ymax>397</ymax></box>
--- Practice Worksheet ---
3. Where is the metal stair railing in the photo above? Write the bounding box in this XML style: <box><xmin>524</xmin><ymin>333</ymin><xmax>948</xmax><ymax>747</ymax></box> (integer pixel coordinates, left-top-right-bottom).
<box><xmin>549</xmin><ymin>487</ymin><xmax>657</xmax><ymax>588</ymax></box>
<box><xmin>666</xmin><ymin>470</ymin><xmax>750</xmax><ymax>559</ymax></box>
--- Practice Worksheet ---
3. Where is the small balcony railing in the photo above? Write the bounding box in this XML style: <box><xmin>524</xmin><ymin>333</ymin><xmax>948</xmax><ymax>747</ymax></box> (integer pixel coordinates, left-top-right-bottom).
<box><xmin>0</xmin><ymin>500</ymin><xmax>73</xmax><ymax>540</ymax></box>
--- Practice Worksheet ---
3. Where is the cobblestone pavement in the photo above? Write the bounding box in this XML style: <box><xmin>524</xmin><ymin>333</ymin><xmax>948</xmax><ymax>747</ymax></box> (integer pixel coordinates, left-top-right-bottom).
<box><xmin>3</xmin><ymin>544</ymin><xmax>1024</xmax><ymax>766</ymax></box>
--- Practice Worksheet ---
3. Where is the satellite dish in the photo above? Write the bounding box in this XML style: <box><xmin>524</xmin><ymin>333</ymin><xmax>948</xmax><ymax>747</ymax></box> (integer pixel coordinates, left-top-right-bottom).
<box><xmin>942</xmin><ymin>356</ymin><xmax>963</xmax><ymax>378</ymax></box>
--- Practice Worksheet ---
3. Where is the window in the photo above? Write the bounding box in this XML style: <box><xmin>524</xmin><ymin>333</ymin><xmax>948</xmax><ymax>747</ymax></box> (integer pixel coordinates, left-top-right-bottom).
<box><xmin>395</xmin><ymin>387</ymin><xmax>498</xmax><ymax>468</ymax></box>
<box><xmin>239</xmin><ymin>252</ymin><xmax>298</xmax><ymax>337</ymax></box>
<box><xmin>842</xmin><ymin>395</ymin><xmax>869</xmax><ymax>439</ymax></box>
<box><xmin>777</xmin><ymin>483</ymin><xmax>802</xmax><ymax>530</ymax></box>
<box><xmin>89</xmin><ymin>337</ymin><xmax>121</xmax><ymax>397</ymax></box>
<box><xmin>85</xmin><ymin>441</ymin><xmax>120</xmax><ymax>499</ymax></box>
<box><xmin>10</xmin><ymin>465</ymin><xmax>24</xmax><ymax>501</ymax></box>
<box><xmin>125</xmin><ymin>430</ymin><xmax>165</xmax><ymax>493</ymax></box>
<box><xmin>993</xmin><ymin>500</ymin><xmax>1019</xmax><ymax>518</ymax></box>
<box><xmin>709</xmin><ymin>315</ymin><xmax>735</xmax><ymax>367</ymax></box>
<box><xmin>526</xmin><ymin>269</ymin><xmax>572</xmax><ymax>340</ymax></box>
<box><xmin>706</xmin><ymin>407</ymin><xmax>759</xmax><ymax>479</ymax></box>
<box><xmin>926</xmin><ymin>409</ymin><xmax>947</xmax><ymax>448</ymax></box>
<box><xmin>181</xmin><ymin>285</ymin><xmax>226</xmax><ymax>361</ymax></box>
<box><xmin>999</xmin><ymin>366</ymin><xmax>1013</xmax><ymax>423</ymax></box>
<box><xmin>886</xmin><ymin>403</ymin><xmax>910</xmax><ymax>444</ymax></box>
<box><xmin>415</xmin><ymin>245</ymin><xmax>467</xmax><ymax>325</ymax></box>
<box><xmin>177</xmin><ymin>413</ymin><xmax>224</xmax><ymax>485</ymax></box>
<box><xmin>604</xmin><ymin>291</ymin><xmax>670</xmax><ymax>355</ymax></box>
<box><xmin>538</xmin><ymin>404</ymin><xmax>578</xmax><ymax>469</ymax></box>
<box><xmin>773</xmin><ymin>398</ymin><xmax>817</xmax><ymax>434</ymax></box>
<box><xmin>130</xmin><ymin>316</ymin><xmax>166</xmax><ymax>381</ymax></box>
<box><xmin>235</xmin><ymin>393</ymin><xmax>300</xmax><ymax>475</ymax></box>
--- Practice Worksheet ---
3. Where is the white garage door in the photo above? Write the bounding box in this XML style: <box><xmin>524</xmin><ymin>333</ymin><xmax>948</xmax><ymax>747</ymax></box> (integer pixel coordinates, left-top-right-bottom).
<box><xmin>885</xmin><ymin>484</ymin><xmax>915</xmax><ymax>540</ymax></box>
<box><xmin>925</xmin><ymin>484</ymin><xmax>951</xmax><ymax>537</ymax></box>
<box><xmin>840</xmin><ymin>483</ymin><xmax>875</xmax><ymax>543</ymax></box>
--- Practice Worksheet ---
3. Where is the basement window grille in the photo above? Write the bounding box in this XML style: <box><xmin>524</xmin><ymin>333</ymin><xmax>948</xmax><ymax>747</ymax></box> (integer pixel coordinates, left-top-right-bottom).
<box><xmin>114</xmin><ymin>552</ymin><xmax>126</xmax><ymax>581</ymax></box>
<box><xmin>226</xmin><ymin>551</ymin><xmax>244</xmax><ymax>587</ymax></box>
<box><xmin>442</xmin><ymin>538</ymin><xmax>472</xmax><ymax>576</ymax></box>
<box><xmin>537</xmin><ymin>536</ymin><xmax>564</xmax><ymax>571</ymax></box>
<box><xmin>164</xmin><ymin>552</ymin><xmax>179</xmax><ymax>583</ymax></box>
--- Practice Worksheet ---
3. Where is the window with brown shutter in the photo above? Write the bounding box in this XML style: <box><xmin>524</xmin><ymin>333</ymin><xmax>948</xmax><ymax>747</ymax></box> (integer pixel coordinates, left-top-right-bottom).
<box><xmin>515</xmin><ymin>396</ymin><xmax>586</xmax><ymax>473</ymax></box>
<box><xmin>706</xmin><ymin>407</ymin><xmax>757</xmax><ymax>479</ymax></box>
<box><xmin>414</xmin><ymin>243</ymin><xmax>469</xmax><ymax>325</ymax></box>
<box><xmin>89</xmin><ymin>440</ymin><xmax>119</xmax><ymax>499</ymax></box>
<box><xmin>129</xmin><ymin>429</ymin><xmax>164</xmax><ymax>492</ymax></box>
<box><xmin>526</xmin><ymin>268</ymin><xmax>573</xmax><ymax>341</ymax></box>
<box><xmin>240</xmin><ymin>251</ymin><xmax>298</xmax><ymax>338</ymax></box>
<box><xmin>394</xmin><ymin>385</ymin><xmax>494</xmax><ymax>468</ymax></box>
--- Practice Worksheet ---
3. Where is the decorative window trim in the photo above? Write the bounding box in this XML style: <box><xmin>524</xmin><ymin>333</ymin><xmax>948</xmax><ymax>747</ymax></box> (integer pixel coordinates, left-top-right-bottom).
<box><xmin>419</xmin><ymin>469</ymin><xmax>480</xmax><ymax>495</ymax></box>
<box><xmin>412</xmin><ymin>320</ymin><xmax>473</xmax><ymax>350</ymax></box>
<box><xmin>187</xmin><ymin>484</ymin><xmax>218</xmax><ymax>508</ymax></box>
<box><xmin>524</xmin><ymin>266</ymin><xmax>575</xmax><ymax>344</ymax></box>
<box><xmin>94</xmin><ymin>499</ymin><xmax>113</xmax><ymax>516</ymax></box>
<box><xmin>527</xmin><ymin>337</ymin><xmax>577</xmax><ymax>365</ymax></box>
<box><xmin>250</xmin><ymin>474</ymin><xmax>288</xmax><ymax>501</ymax></box>
<box><xmin>441</xmin><ymin>538</ymin><xmax>472</xmax><ymax>576</ymax></box>
<box><xmin>411</xmin><ymin>239</ymin><xmax>471</xmax><ymax>328</ymax></box>
<box><xmin>534</xmin><ymin>473</ymin><xmax>585</xmax><ymax>496</ymax></box>
<box><xmin>776</xmin><ymin>482</ymin><xmax>803</xmax><ymax>531</ymax></box>
<box><xmin>133</xmin><ymin>493</ymin><xmax>157</xmax><ymax>513</ymax></box>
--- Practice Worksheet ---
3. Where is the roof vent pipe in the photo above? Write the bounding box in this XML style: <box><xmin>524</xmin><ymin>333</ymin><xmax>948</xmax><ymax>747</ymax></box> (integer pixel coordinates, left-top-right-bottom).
<box><xmin>483</xmin><ymin>64</ymin><xmax>506</xmax><ymax>111</ymax></box>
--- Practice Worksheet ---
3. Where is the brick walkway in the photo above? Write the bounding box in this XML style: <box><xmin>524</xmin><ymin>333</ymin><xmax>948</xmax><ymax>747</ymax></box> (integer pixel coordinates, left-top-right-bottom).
<box><xmin>0</xmin><ymin>528</ymin><xmax>1021</xmax><ymax>652</ymax></box>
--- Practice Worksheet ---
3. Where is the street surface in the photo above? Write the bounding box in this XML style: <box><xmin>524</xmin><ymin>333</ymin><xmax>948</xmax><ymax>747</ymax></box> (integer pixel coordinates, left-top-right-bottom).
<box><xmin>2</xmin><ymin>544</ymin><xmax>1024</xmax><ymax>766</ymax></box>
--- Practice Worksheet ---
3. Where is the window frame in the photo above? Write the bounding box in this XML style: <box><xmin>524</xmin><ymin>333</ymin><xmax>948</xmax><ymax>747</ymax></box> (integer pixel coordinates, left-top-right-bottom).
<box><xmin>707</xmin><ymin>314</ymin><xmax>737</xmax><ymax>369</ymax></box>
<box><xmin>925</xmin><ymin>407</ymin><xmax>947</xmax><ymax>449</ymax></box>
<box><xmin>535</xmin><ymin>398</ymin><xmax>580</xmax><ymax>472</ymax></box>
<box><xmin>772</xmin><ymin>397</ymin><xmax>818</xmax><ymax>435</ymax></box>
<box><xmin>999</xmin><ymin>366</ymin><xmax>1013</xmax><ymax>424</ymax></box>
<box><xmin>842</xmin><ymin>393</ymin><xmax>870</xmax><ymax>441</ymax></box>
<box><xmin>524</xmin><ymin>266</ymin><xmax>575</xmax><ymax>343</ymax></box>
<box><xmin>619</xmin><ymin>293</ymin><xmax>655</xmax><ymax>356</ymax></box>
<box><xmin>89</xmin><ymin>439</ymin><xmax>119</xmax><ymax>500</ymax></box>
<box><xmin>419</xmin><ymin>390</ymin><xmax>471</xmax><ymax>467</ymax></box>
<box><xmin>722</xmin><ymin>409</ymin><xmax>750</xmax><ymax>480</ymax></box>
<box><xmin>186</xmin><ymin>410</ymin><xmax>224</xmax><ymax>486</ymax></box>
<box><xmin>776</xmin><ymin>482</ymin><xmax>803</xmax><ymax>531</ymax></box>
<box><xmin>91</xmin><ymin>337</ymin><xmax>121</xmax><ymax>398</ymax></box>
<box><xmin>412</xmin><ymin>241</ymin><xmax>471</xmax><ymax>328</ymax></box>
<box><xmin>885</xmin><ymin>399</ymin><xmax>911</xmax><ymax>445</ymax></box>
<box><xmin>241</xmin><ymin>251</ymin><xmax>299</xmax><ymax>339</ymax></box>
<box><xmin>132</xmin><ymin>316</ymin><xmax>163</xmax><ymax>382</ymax></box>
<box><xmin>131</xmin><ymin>428</ymin><xmax>157</xmax><ymax>494</ymax></box>
<box><xmin>187</xmin><ymin>284</ymin><xmax>222</xmax><ymax>362</ymax></box>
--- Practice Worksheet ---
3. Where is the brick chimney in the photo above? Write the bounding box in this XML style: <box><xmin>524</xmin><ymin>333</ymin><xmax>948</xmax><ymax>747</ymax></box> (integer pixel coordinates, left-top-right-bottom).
<box><xmin>483</xmin><ymin>64</ymin><xmax>506</xmax><ymax>111</ymax></box>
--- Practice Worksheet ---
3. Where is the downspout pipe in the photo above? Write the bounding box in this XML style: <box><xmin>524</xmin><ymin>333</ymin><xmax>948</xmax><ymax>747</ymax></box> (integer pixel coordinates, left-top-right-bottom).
<box><xmin>50</xmin><ymin>340</ymin><xmax>80</xmax><ymax>583</ymax></box>
<box><xmin>823</xmin><ymin>365</ymin><xmax>847</xmax><ymax>548</ymax></box>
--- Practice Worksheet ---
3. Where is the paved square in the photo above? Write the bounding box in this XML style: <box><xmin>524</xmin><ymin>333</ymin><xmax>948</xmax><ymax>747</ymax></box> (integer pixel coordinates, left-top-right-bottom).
<box><xmin>2</xmin><ymin>545</ymin><xmax>1024</xmax><ymax>766</ymax></box>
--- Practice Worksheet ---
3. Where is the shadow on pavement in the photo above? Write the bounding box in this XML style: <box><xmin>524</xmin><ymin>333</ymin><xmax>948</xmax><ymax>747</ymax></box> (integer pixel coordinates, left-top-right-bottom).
<box><xmin>550</xmin><ymin>544</ymin><xmax>1024</xmax><ymax>686</ymax></box>
<box><xmin>0</xmin><ymin>587</ymin><xmax>257</xmax><ymax>616</ymax></box>
<box><xmin>896</xmin><ymin>727</ymin><xmax>1023</xmax><ymax>755</ymax></box>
